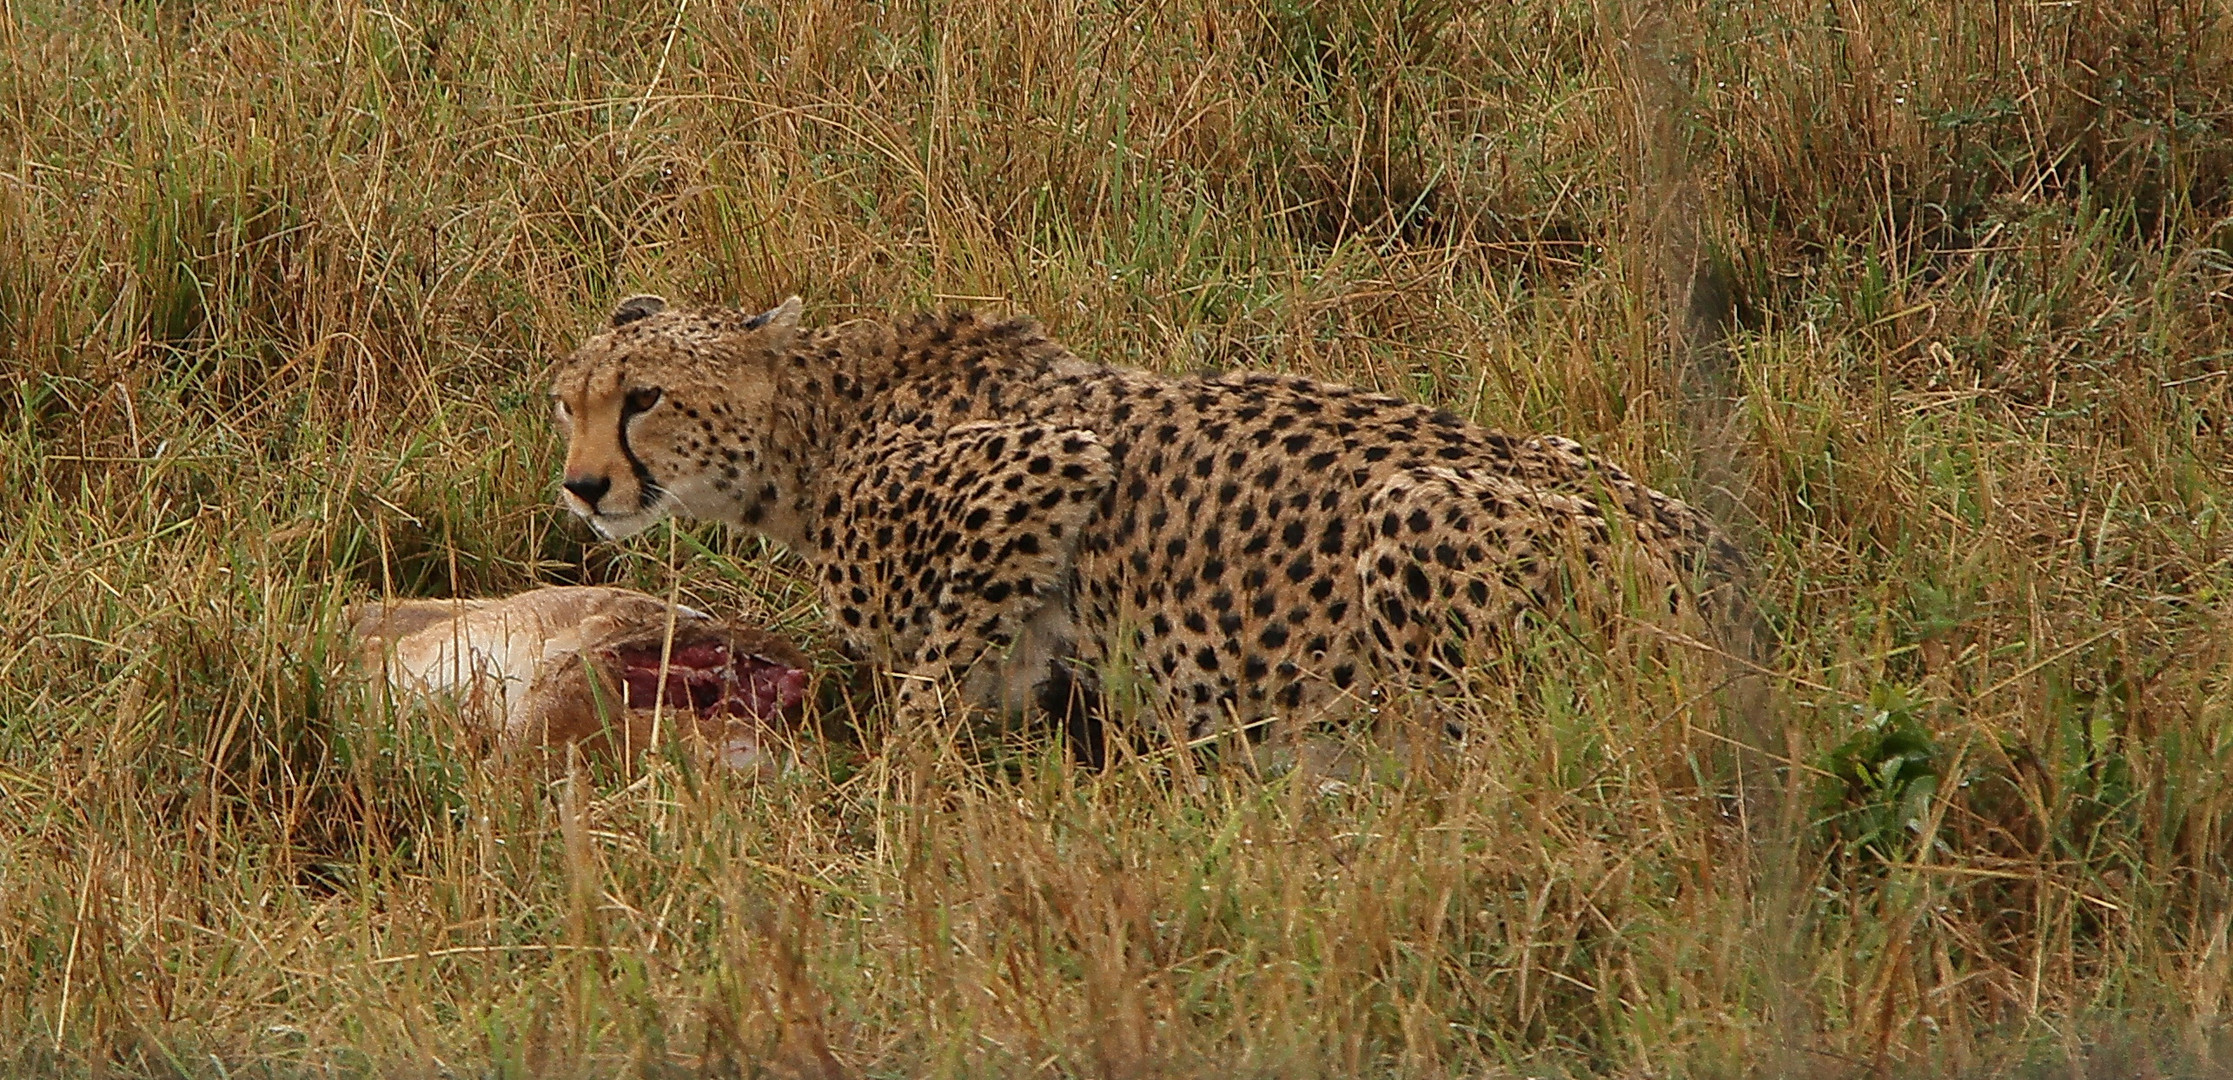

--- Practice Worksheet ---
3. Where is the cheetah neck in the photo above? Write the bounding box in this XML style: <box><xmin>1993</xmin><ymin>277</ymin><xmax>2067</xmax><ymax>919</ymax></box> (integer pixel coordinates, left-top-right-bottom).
<box><xmin>746</xmin><ymin>321</ymin><xmax>911</xmax><ymax>556</ymax></box>
<box><xmin>754</xmin><ymin>314</ymin><xmax>1079</xmax><ymax>556</ymax></box>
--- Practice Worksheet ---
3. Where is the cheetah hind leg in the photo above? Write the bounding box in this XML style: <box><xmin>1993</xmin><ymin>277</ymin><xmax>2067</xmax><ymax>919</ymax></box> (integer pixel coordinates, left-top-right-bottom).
<box><xmin>1354</xmin><ymin>468</ymin><xmax>1551</xmax><ymax>727</ymax></box>
<box><xmin>1353</xmin><ymin>465</ymin><xmax>1695</xmax><ymax>742</ymax></box>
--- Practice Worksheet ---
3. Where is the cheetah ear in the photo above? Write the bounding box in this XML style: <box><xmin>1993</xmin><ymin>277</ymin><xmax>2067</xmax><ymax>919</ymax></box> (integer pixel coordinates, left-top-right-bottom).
<box><xmin>610</xmin><ymin>294</ymin><xmax>667</xmax><ymax>328</ymax></box>
<box><xmin>742</xmin><ymin>295</ymin><xmax>803</xmax><ymax>336</ymax></box>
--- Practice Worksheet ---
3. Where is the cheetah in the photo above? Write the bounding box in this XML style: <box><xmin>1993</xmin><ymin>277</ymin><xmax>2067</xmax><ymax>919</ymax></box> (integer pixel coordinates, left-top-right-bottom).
<box><xmin>548</xmin><ymin>295</ymin><xmax>1748</xmax><ymax>764</ymax></box>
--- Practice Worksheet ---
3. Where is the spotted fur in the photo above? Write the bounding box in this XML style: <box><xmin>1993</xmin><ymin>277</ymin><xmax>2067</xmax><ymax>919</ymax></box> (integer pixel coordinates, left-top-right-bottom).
<box><xmin>549</xmin><ymin>296</ymin><xmax>1747</xmax><ymax>760</ymax></box>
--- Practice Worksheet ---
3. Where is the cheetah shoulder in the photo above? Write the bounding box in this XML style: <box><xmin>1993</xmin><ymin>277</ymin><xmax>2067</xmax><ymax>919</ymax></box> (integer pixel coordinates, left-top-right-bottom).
<box><xmin>824</xmin><ymin>420</ymin><xmax>1114</xmax><ymax>662</ymax></box>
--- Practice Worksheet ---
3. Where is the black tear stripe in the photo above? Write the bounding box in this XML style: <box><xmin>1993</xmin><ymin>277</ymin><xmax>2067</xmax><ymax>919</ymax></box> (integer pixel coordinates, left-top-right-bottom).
<box><xmin>617</xmin><ymin>420</ymin><xmax>665</xmax><ymax>511</ymax></box>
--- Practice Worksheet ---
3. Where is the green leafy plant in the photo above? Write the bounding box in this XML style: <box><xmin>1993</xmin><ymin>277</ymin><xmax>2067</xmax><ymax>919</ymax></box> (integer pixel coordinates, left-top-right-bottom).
<box><xmin>1818</xmin><ymin>683</ymin><xmax>1942</xmax><ymax>863</ymax></box>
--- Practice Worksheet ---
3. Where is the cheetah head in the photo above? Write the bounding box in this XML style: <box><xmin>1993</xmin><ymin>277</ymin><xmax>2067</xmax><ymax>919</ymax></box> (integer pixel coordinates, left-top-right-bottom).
<box><xmin>549</xmin><ymin>294</ymin><xmax>804</xmax><ymax>541</ymax></box>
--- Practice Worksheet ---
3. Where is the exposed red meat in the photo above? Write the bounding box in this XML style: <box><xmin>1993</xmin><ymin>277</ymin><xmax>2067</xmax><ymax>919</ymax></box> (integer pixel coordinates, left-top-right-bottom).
<box><xmin>611</xmin><ymin>641</ymin><xmax>808</xmax><ymax>720</ymax></box>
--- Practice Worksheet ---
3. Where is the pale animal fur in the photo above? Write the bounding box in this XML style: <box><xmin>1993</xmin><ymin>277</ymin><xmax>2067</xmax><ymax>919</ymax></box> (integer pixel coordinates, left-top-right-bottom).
<box><xmin>348</xmin><ymin>586</ymin><xmax>807</xmax><ymax>772</ymax></box>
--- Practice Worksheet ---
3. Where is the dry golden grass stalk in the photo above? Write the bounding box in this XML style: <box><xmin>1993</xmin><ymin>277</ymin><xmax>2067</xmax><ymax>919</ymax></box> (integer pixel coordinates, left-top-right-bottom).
<box><xmin>3</xmin><ymin>0</ymin><xmax>2232</xmax><ymax>1076</ymax></box>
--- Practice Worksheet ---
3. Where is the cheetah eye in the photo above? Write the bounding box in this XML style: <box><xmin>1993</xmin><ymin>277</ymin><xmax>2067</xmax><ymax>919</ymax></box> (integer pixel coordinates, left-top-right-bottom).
<box><xmin>622</xmin><ymin>387</ymin><xmax>664</xmax><ymax>416</ymax></box>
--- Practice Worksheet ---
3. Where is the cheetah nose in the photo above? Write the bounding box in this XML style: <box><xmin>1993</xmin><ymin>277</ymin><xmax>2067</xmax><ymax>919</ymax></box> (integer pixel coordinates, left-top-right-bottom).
<box><xmin>562</xmin><ymin>475</ymin><xmax>612</xmax><ymax>509</ymax></box>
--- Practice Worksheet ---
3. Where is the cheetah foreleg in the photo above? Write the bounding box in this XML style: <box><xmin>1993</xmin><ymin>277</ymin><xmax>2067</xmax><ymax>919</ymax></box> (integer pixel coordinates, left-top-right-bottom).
<box><xmin>817</xmin><ymin>420</ymin><xmax>1114</xmax><ymax>730</ymax></box>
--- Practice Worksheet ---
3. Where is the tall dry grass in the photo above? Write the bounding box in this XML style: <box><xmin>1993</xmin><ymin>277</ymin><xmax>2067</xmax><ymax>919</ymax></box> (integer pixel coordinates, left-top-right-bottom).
<box><xmin>4</xmin><ymin>0</ymin><xmax>2233</xmax><ymax>1075</ymax></box>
